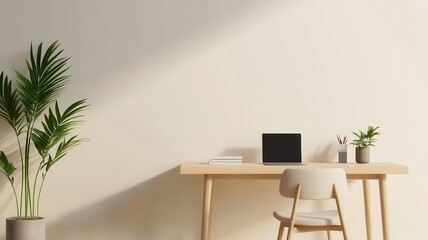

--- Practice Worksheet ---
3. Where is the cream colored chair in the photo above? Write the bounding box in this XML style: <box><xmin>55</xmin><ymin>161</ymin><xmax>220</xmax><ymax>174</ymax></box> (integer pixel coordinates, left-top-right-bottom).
<box><xmin>273</xmin><ymin>168</ymin><xmax>348</xmax><ymax>240</ymax></box>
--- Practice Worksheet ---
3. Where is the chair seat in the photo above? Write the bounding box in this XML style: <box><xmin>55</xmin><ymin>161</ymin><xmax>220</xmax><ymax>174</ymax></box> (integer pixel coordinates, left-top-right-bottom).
<box><xmin>273</xmin><ymin>210</ymin><xmax>345</xmax><ymax>226</ymax></box>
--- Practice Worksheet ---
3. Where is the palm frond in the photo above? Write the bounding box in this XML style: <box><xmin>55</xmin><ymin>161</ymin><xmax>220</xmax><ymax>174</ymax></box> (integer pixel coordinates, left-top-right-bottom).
<box><xmin>32</xmin><ymin>99</ymin><xmax>89</xmax><ymax>157</ymax></box>
<box><xmin>0</xmin><ymin>72</ymin><xmax>25</xmax><ymax>135</ymax></box>
<box><xmin>16</xmin><ymin>42</ymin><xmax>70</xmax><ymax>123</ymax></box>
<box><xmin>43</xmin><ymin>136</ymin><xmax>88</xmax><ymax>171</ymax></box>
<box><xmin>0</xmin><ymin>151</ymin><xmax>17</xmax><ymax>177</ymax></box>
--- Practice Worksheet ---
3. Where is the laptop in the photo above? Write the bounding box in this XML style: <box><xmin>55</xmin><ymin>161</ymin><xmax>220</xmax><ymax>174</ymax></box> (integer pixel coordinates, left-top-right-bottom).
<box><xmin>262</xmin><ymin>133</ymin><xmax>302</xmax><ymax>165</ymax></box>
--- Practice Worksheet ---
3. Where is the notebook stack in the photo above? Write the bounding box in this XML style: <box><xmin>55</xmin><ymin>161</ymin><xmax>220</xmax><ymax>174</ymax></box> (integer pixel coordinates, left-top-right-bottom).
<box><xmin>208</xmin><ymin>156</ymin><xmax>243</xmax><ymax>165</ymax></box>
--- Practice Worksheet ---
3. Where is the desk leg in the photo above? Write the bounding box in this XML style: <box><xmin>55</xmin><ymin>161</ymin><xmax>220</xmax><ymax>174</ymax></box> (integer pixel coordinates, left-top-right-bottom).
<box><xmin>379</xmin><ymin>175</ymin><xmax>389</xmax><ymax>240</ymax></box>
<box><xmin>362</xmin><ymin>179</ymin><xmax>372</xmax><ymax>240</ymax></box>
<box><xmin>202</xmin><ymin>174</ymin><xmax>213</xmax><ymax>240</ymax></box>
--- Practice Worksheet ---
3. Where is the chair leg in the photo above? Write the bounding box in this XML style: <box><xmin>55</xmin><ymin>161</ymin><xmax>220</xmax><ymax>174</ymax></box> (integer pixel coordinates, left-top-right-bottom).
<box><xmin>334</xmin><ymin>185</ymin><xmax>348</xmax><ymax>240</ymax></box>
<box><xmin>327</xmin><ymin>230</ymin><xmax>332</xmax><ymax>240</ymax></box>
<box><xmin>286</xmin><ymin>185</ymin><xmax>300</xmax><ymax>240</ymax></box>
<box><xmin>342</xmin><ymin>228</ymin><xmax>349</xmax><ymax>240</ymax></box>
<box><xmin>277</xmin><ymin>222</ymin><xmax>285</xmax><ymax>240</ymax></box>
<box><xmin>285</xmin><ymin>227</ymin><xmax>293</xmax><ymax>240</ymax></box>
<box><xmin>340</xmin><ymin>213</ymin><xmax>349</xmax><ymax>240</ymax></box>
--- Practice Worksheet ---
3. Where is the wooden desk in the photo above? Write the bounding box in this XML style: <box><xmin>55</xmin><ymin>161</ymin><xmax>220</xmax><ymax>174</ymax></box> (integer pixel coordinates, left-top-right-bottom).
<box><xmin>180</xmin><ymin>162</ymin><xmax>408</xmax><ymax>240</ymax></box>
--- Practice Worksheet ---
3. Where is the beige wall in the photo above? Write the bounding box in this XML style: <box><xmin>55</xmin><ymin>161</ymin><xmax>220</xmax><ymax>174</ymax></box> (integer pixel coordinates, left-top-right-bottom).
<box><xmin>0</xmin><ymin>0</ymin><xmax>427</xmax><ymax>239</ymax></box>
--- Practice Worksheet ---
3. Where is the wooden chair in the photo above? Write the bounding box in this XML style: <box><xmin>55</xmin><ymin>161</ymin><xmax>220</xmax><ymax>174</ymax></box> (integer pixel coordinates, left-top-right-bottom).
<box><xmin>273</xmin><ymin>168</ymin><xmax>348</xmax><ymax>240</ymax></box>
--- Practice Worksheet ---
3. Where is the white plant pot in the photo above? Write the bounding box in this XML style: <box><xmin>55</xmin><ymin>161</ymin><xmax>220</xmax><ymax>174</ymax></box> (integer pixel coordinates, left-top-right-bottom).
<box><xmin>355</xmin><ymin>147</ymin><xmax>370</xmax><ymax>164</ymax></box>
<box><xmin>6</xmin><ymin>217</ymin><xmax>45</xmax><ymax>240</ymax></box>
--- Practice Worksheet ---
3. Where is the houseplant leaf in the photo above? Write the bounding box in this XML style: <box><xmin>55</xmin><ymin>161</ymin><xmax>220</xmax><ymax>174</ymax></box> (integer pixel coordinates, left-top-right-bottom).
<box><xmin>44</xmin><ymin>136</ymin><xmax>88</xmax><ymax>171</ymax></box>
<box><xmin>0</xmin><ymin>72</ymin><xmax>25</xmax><ymax>135</ymax></box>
<box><xmin>16</xmin><ymin>41</ymin><xmax>70</xmax><ymax>123</ymax></box>
<box><xmin>32</xmin><ymin>99</ymin><xmax>89</xmax><ymax>158</ymax></box>
<box><xmin>0</xmin><ymin>151</ymin><xmax>16</xmax><ymax>177</ymax></box>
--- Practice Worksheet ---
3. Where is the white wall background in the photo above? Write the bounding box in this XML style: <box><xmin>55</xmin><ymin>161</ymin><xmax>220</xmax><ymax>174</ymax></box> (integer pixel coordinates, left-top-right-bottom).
<box><xmin>0</xmin><ymin>0</ymin><xmax>427</xmax><ymax>239</ymax></box>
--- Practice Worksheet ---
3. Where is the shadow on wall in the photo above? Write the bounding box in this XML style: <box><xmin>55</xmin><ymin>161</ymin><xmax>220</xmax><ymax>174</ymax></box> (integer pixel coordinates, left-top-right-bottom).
<box><xmin>0</xmin><ymin>0</ymin><xmax>298</xmax><ymax>101</ymax></box>
<box><xmin>43</xmin><ymin>167</ymin><xmax>203</xmax><ymax>240</ymax></box>
<box><xmin>0</xmin><ymin>120</ymin><xmax>21</xmax><ymax>167</ymax></box>
<box><xmin>211</xmin><ymin>178</ymin><xmax>284</xmax><ymax>239</ymax></box>
<box><xmin>56</xmin><ymin>0</ymin><xmax>299</xmax><ymax>107</ymax></box>
<box><xmin>81</xmin><ymin>0</ymin><xmax>291</xmax><ymax>72</ymax></box>
<box><xmin>0</xmin><ymin>120</ymin><xmax>42</xmax><ymax>217</ymax></box>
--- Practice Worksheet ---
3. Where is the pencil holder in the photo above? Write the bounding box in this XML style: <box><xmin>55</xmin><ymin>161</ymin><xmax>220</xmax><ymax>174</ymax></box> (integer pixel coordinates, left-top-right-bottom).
<box><xmin>338</xmin><ymin>144</ymin><xmax>347</xmax><ymax>163</ymax></box>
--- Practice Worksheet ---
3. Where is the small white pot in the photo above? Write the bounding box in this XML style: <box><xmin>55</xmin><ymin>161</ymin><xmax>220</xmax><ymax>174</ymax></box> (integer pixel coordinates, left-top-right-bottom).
<box><xmin>6</xmin><ymin>217</ymin><xmax>45</xmax><ymax>240</ymax></box>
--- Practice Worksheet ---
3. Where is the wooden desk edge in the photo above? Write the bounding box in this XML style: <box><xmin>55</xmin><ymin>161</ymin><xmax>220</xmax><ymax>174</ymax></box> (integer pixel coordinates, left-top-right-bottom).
<box><xmin>180</xmin><ymin>162</ymin><xmax>409</xmax><ymax>175</ymax></box>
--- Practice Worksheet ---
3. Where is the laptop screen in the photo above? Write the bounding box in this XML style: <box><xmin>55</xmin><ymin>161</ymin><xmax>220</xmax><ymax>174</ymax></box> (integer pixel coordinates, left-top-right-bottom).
<box><xmin>262</xmin><ymin>133</ymin><xmax>302</xmax><ymax>164</ymax></box>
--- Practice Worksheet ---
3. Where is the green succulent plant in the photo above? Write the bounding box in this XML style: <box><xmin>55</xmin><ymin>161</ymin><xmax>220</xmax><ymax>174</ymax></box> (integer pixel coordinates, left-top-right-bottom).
<box><xmin>351</xmin><ymin>125</ymin><xmax>380</xmax><ymax>148</ymax></box>
<box><xmin>0</xmin><ymin>41</ymin><xmax>89</xmax><ymax>220</ymax></box>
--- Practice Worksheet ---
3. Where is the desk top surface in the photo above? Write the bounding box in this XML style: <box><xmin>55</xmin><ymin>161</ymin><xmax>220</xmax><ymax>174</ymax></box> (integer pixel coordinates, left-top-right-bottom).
<box><xmin>180</xmin><ymin>162</ymin><xmax>408</xmax><ymax>175</ymax></box>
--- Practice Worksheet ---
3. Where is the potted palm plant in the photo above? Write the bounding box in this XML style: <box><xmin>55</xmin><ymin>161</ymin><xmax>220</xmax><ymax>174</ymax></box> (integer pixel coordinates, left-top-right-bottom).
<box><xmin>351</xmin><ymin>125</ymin><xmax>380</xmax><ymax>164</ymax></box>
<box><xmin>0</xmin><ymin>41</ymin><xmax>88</xmax><ymax>240</ymax></box>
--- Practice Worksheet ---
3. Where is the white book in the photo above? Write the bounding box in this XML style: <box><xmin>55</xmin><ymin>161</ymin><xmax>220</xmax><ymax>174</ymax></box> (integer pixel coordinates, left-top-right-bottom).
<box><xmin>211</xmin><ymin>156</ymin><xmax>243</xmax><ymax>160</ymax></box>
<box><xmin>209</xmin><ymin>159</ymin><xmax>242</xmax><ymax>163</ymax></box>
<box><xmin>208</xmin><ymin>156</ymin><xmax>242</xmax><ymax>164</ymax></box>
<box><xmin>208</xmin><ymin>160</ymin><xmax>242</xmax><ymax>165</ymax></box>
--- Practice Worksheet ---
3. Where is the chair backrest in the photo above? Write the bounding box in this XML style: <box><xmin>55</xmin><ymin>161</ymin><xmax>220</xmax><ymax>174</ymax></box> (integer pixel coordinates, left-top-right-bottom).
<box><xmin>279</xmin><ymin>168</ymin><xmax>347</xmax><ymax>200</ymax></box>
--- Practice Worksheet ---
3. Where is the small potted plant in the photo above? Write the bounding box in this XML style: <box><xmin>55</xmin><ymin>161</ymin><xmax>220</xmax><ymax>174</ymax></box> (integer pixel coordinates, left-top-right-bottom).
<box><xmin>351</xmin><ymin>125</ymin><xmax>380</xmax><ymax>164</ymax></box>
